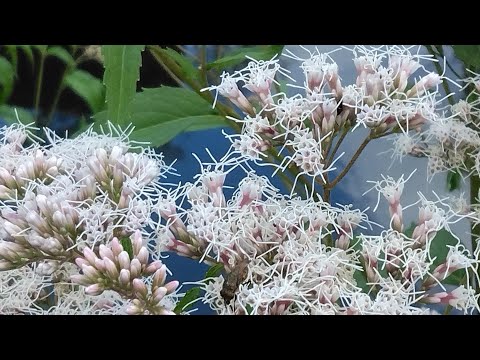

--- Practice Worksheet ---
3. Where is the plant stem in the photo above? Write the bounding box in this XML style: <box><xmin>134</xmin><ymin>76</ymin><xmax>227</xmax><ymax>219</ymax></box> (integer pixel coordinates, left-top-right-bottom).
<box><xmin>425</xmin><ymin>45</ymin><xmax>455</xmax><ymax>106</ymax></box>
<box><xmin>34</xmin><ymin>52</ymin><xmax>46</xmax><ymax>126</ymax></box>
<box><xmin>326</xmin><ymin>134</ymin><xmax>372</xmax><ymax>189</ymax></box>
<box><xmin>470</xmin><ymin>174</ymin><xmax>480</xmax><ymax>293</ymax></box>
<box><xmin>326</xmin><ymin>128</ymin><xmax>348</xmax><ymax>168</ymax></box>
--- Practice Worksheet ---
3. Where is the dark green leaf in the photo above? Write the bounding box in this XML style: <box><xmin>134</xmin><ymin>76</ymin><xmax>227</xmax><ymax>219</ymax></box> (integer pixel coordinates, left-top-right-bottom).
<box><xmin>17</xmin><ymin>45</ymin><xmax>35</xmax><ymax>67</ymax></box>
<box><xmin>207</xmin><ymin>45</ymin><xmax>284</xmax><ymax>70</ymax></box>
<box><xmin>245</xmin><ymin>304</ymin><xmax>253</xmax><ymax>314</ymax></box>
<box><xmin>64</xmin><ymin>69</ymin><xmax>105</xmax><ymax>113</ymax></box>
<box><xmin>32</xmin><ymin>45</ymin><xmax>48</xmax><ymax>55</ymax></box>
<box><xmin>152</xmin><ymin>47</ymin><xmax>200</xmax><ymax>84</ymax></box>
<box><xmin>174</xmin><ymin>287</ymin><xmax>201</xmax><ymax>314</ymax></box>
<box><xmin>119</xmin><ymin>237</ymin><xmax>133</xmax><ymax>259</ymax></box>
<box><xmin>3</xmin><ymin>46</ymin><xmax>18</xmax><ymax>76</ymax></box>
<box><xmin>102</xmin><ymin>45</ymin><xmax>144</xmax><ymax>126</ymax></box>
<box><xmin>353</xmin><ymin>269</ymin><xmax>371</xmax><ymax>293</ymax></box>
<box><xmin>452</xmin><ymin>46</ymin><xmax>480</xmax><ymax>70</ymax></box>
<box><xmin>0</xmin><ymin>105</ymin><xmax>35</xmax><ymax>125</ymax></box>
<box><xmin>47</xmin><ymin>46</ymin><xmax>75</xmax><ymax>66</ymax></box>
<box><xmin>446</xmin><ymin>170</ymin><xmax>461</xmax><ymax>192</ymax></box>
<box><xmin>204</xmin><ymin>263</ymin><xmax>224</xmax><ymax>284</ymax></box>
<box><xmin>0</xmin><ymin>56</ymin><xmax>15</xmax><ymax>103</ymax></box>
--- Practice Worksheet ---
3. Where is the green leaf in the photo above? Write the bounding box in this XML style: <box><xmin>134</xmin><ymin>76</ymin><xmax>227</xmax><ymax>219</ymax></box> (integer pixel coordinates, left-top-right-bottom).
<box><xmin>442</xmin><ymin>269</ymin><xmax>465</xmax><ymax>286</ymax></box>
<box><xmin>446</xmin><ymin>170</ymin><xmax>461</xmax><ymax>192</ymax></box>
<box><xmin>452</xmin><ymin>46</ymin><xmax>480</xmax><ymax>70</ymax></box>
<box><xmin>245</xmin><ymin>304</ymin><xmax>253</xmax><ymax>314</ymax></box>
<box><xmin>102</xmin><ymin>45</ymin><xmax>144</xmax><ymax>126</ymax></box>
<box><xmin>0</xmin><ymin>105</ymin><xmax>35</xmax><ymax>125</ymax></box>
<box><xmin>3</xmin><ymin>46</ymin><xmax>18</xmax><ymax>76</ymax></box>
<box><xmin>151</xmin><ymin>47</ymin><xmax>200</xmax><ymax>84</ymax></box>
<box><xmin>64</xmin><ymin>69</ymin><xmax>105</xmax><ymax>113</ymax></box>
<box><xmin>0</xmin><ymin>56</ymin><xmax>15</xmax><ymax>103</ymax></box>
<box><xmin>17</xmin><ymin>45</ymin><xmax>35</xmax><ymax>67</ymax></box>
<box><xmin>428</xmin><ymin>229</ymin><xmax>459</xmax><ymax>267</ymax></box>
<box><xmin>174</xmin><ymin>287</ymin><xmax>201</xmax><ymax>314</ymax></box>
<box><xmin>94</xmin><ymin>86</ymin><xmax>227</xmax><ymax>146</ymax></box>
<box><xmin>47</xmin><ymin>46</ymin><xmax>75</xmax><ymax>66</ymax></box>
<box><xmin>119</xmin><ymin>237</ymin><xmax>133</xmax><ymax>259</ymax></box>
<box><xmin>206</xmin><ymin>45</ymin><xmax>284</xmax><ymax>70</ymax></box>
<box><xmin>204</xmin><ymin>263</ymin><xmax>224</xmax><ymax>284</ymax></box>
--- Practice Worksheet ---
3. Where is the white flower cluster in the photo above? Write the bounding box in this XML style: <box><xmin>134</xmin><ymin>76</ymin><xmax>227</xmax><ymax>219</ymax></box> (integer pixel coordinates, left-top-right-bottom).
<box><xmin>157</xmin><ymin>154</ymin><xmax>479</xmax><ymax>314</ymax></box>
<box><xmin>205</xmin><ymin>46</ymin><xmax>445</xmax><ymax>191</ymax></box>
<box><xmin>0</xmin><ymin>123</ymin><xmax>179</xmax><ymax>314</ymax></box>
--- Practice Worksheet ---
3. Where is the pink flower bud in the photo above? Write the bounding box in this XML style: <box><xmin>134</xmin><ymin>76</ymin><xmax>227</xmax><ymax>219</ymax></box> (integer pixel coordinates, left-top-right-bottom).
<box><xmin>163</xmin><ymin>280</ymin><xmax>179</xmax><ymax>294</ymax></box>
<box><xmin>99</xmin><ymin>244</ymin><xmax>115</xmax><ymax>261</ymax></box>
<box><xmin>136</xmin><ymin>247</ymin><xmax>149</xmax><ymax>265</ymax></box>
<box><xmin>144</xmin><ymin>260</ymin><xmax>163</xmax><ymax>276</ymax></box>
<box><xmin>130</xmin><ymin>259</ymin><xmax>142</xmax><ymax>278</ymax></box>
<box><xmin>132</xmin><ymin>278</ymin><xmax>148</xmax><ymax>298</ymax></box>
<box><xmin>119</xmin><ymin>269</ymin><xmax>131</xmax><ymax>286</ymax></box>
<box><xmin>118</xmin><ymin>251</ymin><xmax>131</xmax><ymax>270</ymax></box>
<box><xmin>111</xmin><ymin>238</ymin><xmax>124</xmax><ymax>256</ymax></box>
<box><xmin>152</xmin><ymin>287</ymin><xmax>168</xmax><ymax>303</ymax></box>
<box><xmin>152</xmin><ymin>265</ymin><xmax>167</xmax><ymax>289</ymax></box>
<box><xmin>85</xmin><ymin>283</ymin><xmax>105</xmax><ymax>296</ymax></box>
<box><xmin>103</xmin><ymin>257</ymin><xmax>119</xmax><ymax>279</ymax></box>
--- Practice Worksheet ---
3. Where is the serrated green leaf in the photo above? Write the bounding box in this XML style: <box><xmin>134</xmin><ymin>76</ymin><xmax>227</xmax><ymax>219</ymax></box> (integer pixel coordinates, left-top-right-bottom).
<box><xmin>93</xmin><ymin>86</ymin><xmax>227</xmax><ymax>145</ymax></box>
<box><xmin>0</xmin><ymin>105</ymin><xmax>35</xmax><ymax>125</ymax></box>
<box><xmin>152</xmin><ymin>47</ymin><xmax>200</xmax><ymax>84</ymax></box>
<box><xmin>204</xmin><ymin>263</ymin><xmax>224</xmax><ymax>284</ymax></box>
<box><xmin>452</xmin><ymin>45</ymin><xmax>480</xmax><ymax>70</ymax></box>
<box><xmin>102</xmin><ymin>45</ymin><xmax>144</xmax><ymax>126</ymax></box>
<box><xmin>47</xmin><ymin>46</ymin><xmax>74</xmax><ymax>66</ymax></box>
<box><xmin>206</xmin><ymin>45</ymin><xmax>284</xmax><ymax>70</ymax></box>
<box><xmin>119</xmin><ymin>237</ymin><xmax>133</xmax><ymax>259</ymax></box>
<box><xmin>174</xmin><ymin>287</ymin><xmax>201</xmax><ymax>314</ymax></box>
<box><xmin>446</xmin><ymin>170</ymin><xmax>461</xmax><ymax>192</ymax></box>
<box><xmin>64</xmin><ymin>69</ymin><xmax>105</xmax><ymax>113</ymax></box>
<box><xmin>0</xmin><ymin>56</ymin><xmax>15</xmax><ymax>103</ymax></box>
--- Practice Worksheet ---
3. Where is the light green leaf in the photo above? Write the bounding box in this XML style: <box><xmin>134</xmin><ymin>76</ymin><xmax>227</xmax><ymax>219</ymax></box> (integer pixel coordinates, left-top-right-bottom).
<box><xmin>102</xmin><ymin>45</ymin><xmax>144</xmax><ymax>126</ymax></box>
<box><xmin>207</xmin><ymin>45</ymin><xmax>284</xmax><ymax>70</ymax></box>
<box><xmin>174</xmin><ymin>287</ymin><xmax>201</xmax><ymax>314</ymax></box>
<box><xmin>64</xmin><ymin>69</ymin><xmax>105</xmax><ymax>113</ymax></box>
<box><xmin>0</xmin><ymin>57</ymin><xmax>15</xmax><ymax>103</ymax></box>
<box><xmin>119</xmin><ymin>237</ymin><xmax>133</xmax><ymax>259</ymax></box>
<box><xmin>0</xmin><ymin>105</ymin><xmax>35</xmax><ymax>125</ymax></box>
<box><xmin>47</xmin><ymin>46</ymin><xmax>75</xmax><ymax>66</ymax></box>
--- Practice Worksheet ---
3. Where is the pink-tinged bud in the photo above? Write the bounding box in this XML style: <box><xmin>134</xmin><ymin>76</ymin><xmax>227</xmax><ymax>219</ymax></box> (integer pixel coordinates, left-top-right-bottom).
<box><xmin>0</xmin><ymin>259</ymin><xmax>16</xmax><ymax>270</ymax></box>
<box><xmin>163</xmin><ymin>280</ymin><xmax>179</xmax><ymax>294</ymax></box>
<box><xmin>99</xmin><ymin>244</ymin><xmax>115</xmax><ymax>261</ymax></box>
<box><xmin>103</xmin><ymin>257</ymin><xmax>119</xmax><ymax>279</ymax></box>
<box><xmin>131</xmin><ymin>230</ymin><xmax>143</xmax><ymax>255</ymax></box>
<box><xmin>157</xmin><ymin>309</ymin><xmax>176</xmax><ymax>315</ymax></box>
<box><xmin>85</xmin><ymin>283</ymin><xmax>105</xmax><ymax>296</ymax></box>
<box><xmin>152</xmin><ymin>287</ymin><xmax>168</xmax><ymax>303</ymax></box>
<box><xmin>136</xmin><ymin>247</ymin><xmax>149</xmax><ymax>265</ymax></box>
<box><xmin>70</xmin><ymin>274</ymin><xmax>91</xmax><ymax>286</ymax></box>
<box><xmin>3</xmin><ymin>221</ymin><xmax>23</xmax><ymax>236</ymax></box>
<box><xmin>0</xmin><ymin>185</ymin><xmax>13</xmax><ymax>199</ymax></box>
<box><xmin>126</xmin><ymin>304</ymin><xmax>143</xmax><ymax>315</ymax></box>
<box><xmin>111</xmin><ymin>238</ymin><xmax>124</xmax><ymax>256</ymax></box>
<box><xmin>94</xmin><ymin>258</ymin><xmax>106</xmax><ymax>272</ymax></box>
<box><xmin>132</xmin><ymin>279</ymin><xmax>148</xmax><ymax>298</ymax></box>
<box><xmin>335</xmin><ymin>235</ymin><xmax>350</xmax><ymax>250</ymax></box>
<box><xmin>119</xmin><ymin>269</ymin><xmax>131</xmax><ymax>286</ymax></box>
<box><xmin>25</xmin><ymin>211</ymin><xmax>49</xmax><ymax>234</ymax></box>
<box><xmin>144</xmin><ymin>260</ymin><xmax>163</xmax><ymax>275</ymax></box>
<box><xmin>118</xmin><ymin>251</ymin><xmax>131</xmax><ymax>270</ymax></box>
<box><xmin>82</xmin><ymin>247</ymin><xmax>98</xmax><ymax>266</ymax></box>
<box><xmin>110</xmin><ymin>146</ymin><xmax>124</xmax><ymax>163</ymax></box>
<box><xmin>75</xmin><ymin>258</ymin><xmax>89</xmax><ymax>268</ymax></box>
<box><xmin>82</xmin><ymin>265</ymin><xmax>101</xmax><ymax>281</ymax></box>
<box><xmin>130</xmin><ymin>259</ymin><xmax>142</xmax><ymax>278</ymax></box>
<box><xmin>95</xmin><ymin>148</ymin><xmax>108</xmax><ymax>164</ymax></box>
<box><xmin>152</xmin><ymin>265</ymin><xmax>167</xmax><ymax>289</ymax></box>
<box><xmin>0</xmin><ymin>167</ymin><xmax>16</xmax><ymax>188</ymax></box>
<box><xmin>52</xmin><ymin>211</ymin><xmax>67</xmax><ymax>229</ymax></box>
<box><xmin>112</xmin><ymin>166</ymin><xmax>124</xmax><ymax>189</ymax></box>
